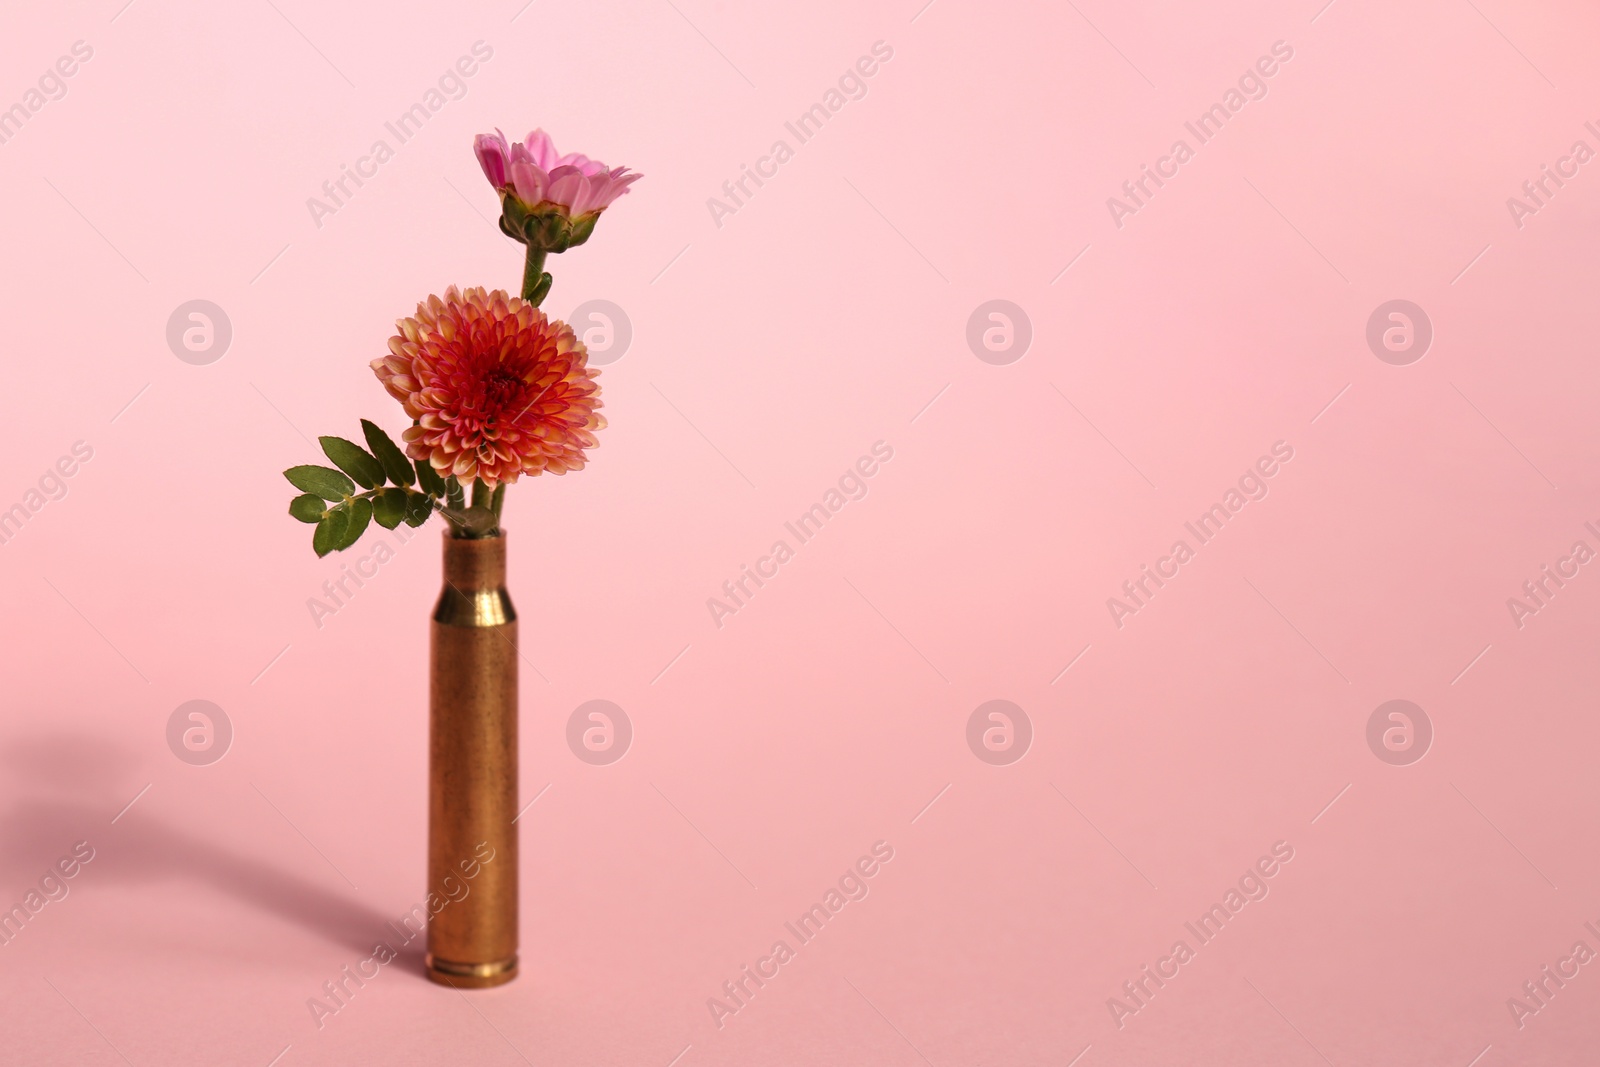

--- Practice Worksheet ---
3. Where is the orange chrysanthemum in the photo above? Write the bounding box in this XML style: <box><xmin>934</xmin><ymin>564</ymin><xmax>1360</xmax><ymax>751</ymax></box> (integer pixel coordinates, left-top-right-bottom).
<box><xmin>371</xmin><ymin>286</ymin><xmax>604</xmax><ymax>488</ymax></box>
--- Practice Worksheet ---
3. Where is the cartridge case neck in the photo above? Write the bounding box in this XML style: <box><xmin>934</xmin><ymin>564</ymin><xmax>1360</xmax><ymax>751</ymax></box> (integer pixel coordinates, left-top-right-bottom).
<box><xmin>441</xmin><ymin>531</ymin><xmax>508</xmax><ymax>589</ymax></box>
<box><xmin>435</xmin><ymin>532</ymin><xmax>514</xmax><ymax>627</ymax></box>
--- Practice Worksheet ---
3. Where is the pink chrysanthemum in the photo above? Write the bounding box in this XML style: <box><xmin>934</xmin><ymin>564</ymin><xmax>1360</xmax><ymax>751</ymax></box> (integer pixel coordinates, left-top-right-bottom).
<box><xmin>371</xmin><ymin>286</ymin><xmax>604</xmax><ymax>488</ymax></box>
<box><xmin>474</xmin><ymin>128</ymin><xmax>641</xmax><ymax>216</ymax></box>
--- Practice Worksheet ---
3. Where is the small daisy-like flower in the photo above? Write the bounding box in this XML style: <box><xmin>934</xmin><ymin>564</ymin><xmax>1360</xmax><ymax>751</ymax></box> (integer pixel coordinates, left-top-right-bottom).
<box><xmin>371</xmin><ymin>286</ymin><xmax>604</xmax><ymax>488</ymax></box>
<box><xmin>474</xmin><ymin>129</ymin><xmax>640</xmax><ymax>304</ymax></box>
<box><xmin>475</xmin><ymin>128</ymin><xmax>641</xmax><ymax>222</ymax></box>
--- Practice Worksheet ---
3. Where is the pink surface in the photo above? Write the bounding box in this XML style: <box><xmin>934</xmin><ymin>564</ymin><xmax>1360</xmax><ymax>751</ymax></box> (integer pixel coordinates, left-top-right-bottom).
<box><xmin>3</xmin><ymin>1</ymin><xmax>1599</xmax><ymax>1064</ymax></box>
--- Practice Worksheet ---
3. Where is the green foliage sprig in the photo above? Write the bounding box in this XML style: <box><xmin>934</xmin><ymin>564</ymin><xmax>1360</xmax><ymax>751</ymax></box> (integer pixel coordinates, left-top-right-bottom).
<box><xmin>284</xmin><ymin>420</ymin><xmax>503</xmax><ymax>556</ymax></box>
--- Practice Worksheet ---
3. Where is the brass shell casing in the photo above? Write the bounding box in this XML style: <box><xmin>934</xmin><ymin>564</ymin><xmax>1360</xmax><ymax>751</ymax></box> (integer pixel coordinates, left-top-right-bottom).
<box><xmin>426</xmin><ymin>532</ymin><xmax>518</xmax><ymax>989</ymax></box>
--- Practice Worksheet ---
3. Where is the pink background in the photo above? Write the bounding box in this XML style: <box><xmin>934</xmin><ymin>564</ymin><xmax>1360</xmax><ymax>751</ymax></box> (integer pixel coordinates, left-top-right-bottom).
<box><xmin>4</xmin><ymin>0</ymin><xmax>1600</xmax><ymax>1063</ymax></box>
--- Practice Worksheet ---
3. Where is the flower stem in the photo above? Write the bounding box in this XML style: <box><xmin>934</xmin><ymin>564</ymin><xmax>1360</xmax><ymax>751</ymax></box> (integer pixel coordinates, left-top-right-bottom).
<box><xmin>490</xmin><ymin>483</ymin><xmax>506</xmax><ymax>519</ymax></box>
<box><xmin>521</xmin><ymin>247</ymin><xmax>550</xmax><ymax>305</ymax></box>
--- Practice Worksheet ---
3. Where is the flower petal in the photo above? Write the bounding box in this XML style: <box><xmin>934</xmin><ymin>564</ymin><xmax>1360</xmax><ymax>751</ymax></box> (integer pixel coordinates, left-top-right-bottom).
<box><xmin>509</xmin><ymin>160</ymin><xmax>548</xmax><ymax>205</ymax></box>
<box><xmin>473</xmin><ymin>131</ymin><xmax>510</xmax><ymax>188</ymax></box>
<box><xmin>522</xmin><ymin>128</ymin><xmax>559</xmax><ymax>171</ymax></box>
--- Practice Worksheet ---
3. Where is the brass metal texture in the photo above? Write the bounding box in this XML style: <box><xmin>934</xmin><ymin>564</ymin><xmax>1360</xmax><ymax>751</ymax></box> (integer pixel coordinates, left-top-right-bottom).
<box><xmin>425</xmin><ymin>532</ymin><xmax>518</xmax><ymax>989</ymax></box>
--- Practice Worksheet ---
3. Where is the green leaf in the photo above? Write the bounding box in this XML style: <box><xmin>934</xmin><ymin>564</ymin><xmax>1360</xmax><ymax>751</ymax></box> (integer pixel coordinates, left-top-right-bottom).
<box><xmin>362</xmin><ymin>420</ymin><xmax>415</xmax><ymax>487</ymax></box>
<box><xmin>312</xmin><ymin>506</ymin><xmax>348</xmax><ymax>557</ymax></box>
<box><xmin>334</xmin><ymin>497</ymin><xmax>372</xmax><ymax>551</ymax></box>
<box><xmin>403</xmin><ymin>491</ymin><xmax>433</xmax><ymax>527</ymax></box>
<box><xmin>372</xmin><ymin>488</ymin><xmax>406</xmax><ymax>530</ymax></box>
<box><xmin>320</xmin><ymin>436</ymin><xmax>385</xmax><ymax>490</ymax></box>
<box><xmin>286</xmin><ymin>464</ymin><xmax>355</xmax><ymax>501</ymax></box>
<box><xmin>289</xmin><ymin>493</ymin><xmax>326</xmax><ymax>523</ymax></box>
<box><xmin>415</xmin><ymin>455</ymin><xmax>447</xmax><ymax>497</ymax></box>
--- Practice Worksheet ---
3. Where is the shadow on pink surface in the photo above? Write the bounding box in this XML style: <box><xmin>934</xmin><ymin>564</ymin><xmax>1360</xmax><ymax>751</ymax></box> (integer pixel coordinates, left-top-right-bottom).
<box><xmin>0</xmin><ymin>733</ymin><xmax>423</xmax><ymax>973</ymax></box>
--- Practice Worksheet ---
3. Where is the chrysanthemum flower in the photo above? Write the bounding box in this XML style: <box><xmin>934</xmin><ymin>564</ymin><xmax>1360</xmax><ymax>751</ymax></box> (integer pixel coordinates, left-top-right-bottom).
<box><xmin>371</xmin><ymin>286</ymin><xmax>604</xmax><ymax>488</ymax></box>
<box><xmin>475</xmin><ymin>128</ymin><xmax>641</xmax><ymax>220</ymax></box>
<box><xmin>475</xmin><ymin>129</ymin><xmax>640</xmax><ymax>298</ymax></box>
